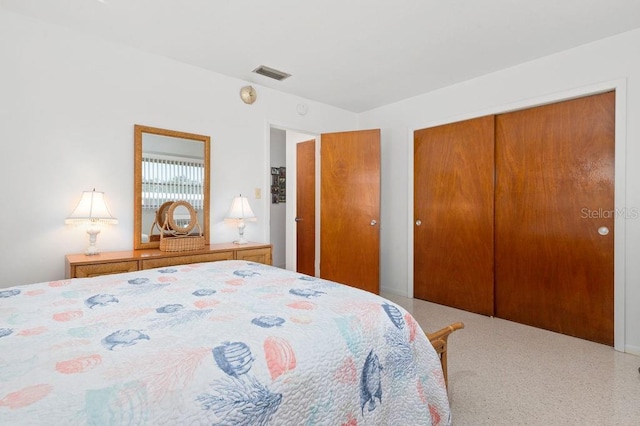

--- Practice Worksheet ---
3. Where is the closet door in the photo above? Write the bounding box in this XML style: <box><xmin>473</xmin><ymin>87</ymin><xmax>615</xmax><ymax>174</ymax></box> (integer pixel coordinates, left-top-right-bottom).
<box><xmin>414</xmin><ymin>116</ymin><xmax>495</xmax><ymax>315</ymax></box>
<box><xmin>495</xmin><ymin>92</ymin><xmax>615</xmax><ymax>345</ymax></box>
<box><xmin>320</xmin><ymin>129</ymin><xmax>380</xmax><ymax>294</ymax></box>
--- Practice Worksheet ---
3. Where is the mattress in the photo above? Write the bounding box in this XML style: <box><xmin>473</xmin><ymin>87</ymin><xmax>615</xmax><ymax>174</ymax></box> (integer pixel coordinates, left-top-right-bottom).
<box><xmin>0</xmin><ymin>260</ymin><xmax>450</xmax><ymax>425</ymax></box>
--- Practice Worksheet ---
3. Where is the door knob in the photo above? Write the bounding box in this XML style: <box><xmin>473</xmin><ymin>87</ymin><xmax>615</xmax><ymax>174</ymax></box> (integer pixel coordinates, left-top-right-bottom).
<box><xmin>598</xmin><ymin>226</ymin><xmax>609</xmax><ymax>236</ymax></box>
<box><xmin>370</xmin><ymin>220</ymin><xmax>377</xmax><ymax>226</ymax></box>
<box><xmin>416</xmin><ymin>220</ymin><xmax>422</xmax><ymax>226</ymax></box>
<box><xmin>295</xmin><ymin>217</ymin><xmax>303</xmax><ymax>222</ymax></box>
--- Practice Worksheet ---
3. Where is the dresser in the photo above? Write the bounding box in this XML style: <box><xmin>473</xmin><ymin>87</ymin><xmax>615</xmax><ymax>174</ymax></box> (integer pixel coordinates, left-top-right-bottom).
<box><xmin>65</xmin><ymin>242</ymin><xmax>272</xmax><ymax>279</ymax></box>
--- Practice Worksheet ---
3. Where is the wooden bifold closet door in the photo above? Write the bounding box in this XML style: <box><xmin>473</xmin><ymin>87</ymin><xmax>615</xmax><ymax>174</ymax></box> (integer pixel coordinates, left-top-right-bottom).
<box><xmin>413</xmin><ymin>116</ymin><xmax>495</xmax><ymax>316</ymax></box>
<box><xmin>414</xmin><ymin>91</ymin><xmax>615</xmax><ymax>345</ymax></box>
<box><xmin>495</xmin><ymin>92</ymin><xmax>615</xmax><ymax>345</ymax></box>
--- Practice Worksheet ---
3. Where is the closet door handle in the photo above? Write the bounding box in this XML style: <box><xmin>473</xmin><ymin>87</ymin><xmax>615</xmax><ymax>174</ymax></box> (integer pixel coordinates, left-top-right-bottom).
<box><xmin>370</xmin><ymin>220</ymin><xmax>377</xmax><ymax>226</ymax></box>
<box><xmin>416</xmin><ymin>220</ymin><xmax>422</xmax><ymax>226</ymax></box>
<box><xmin>295</xmin><ymin>217</ymin><xmax>303</xmax><ymax>222</ymax></box>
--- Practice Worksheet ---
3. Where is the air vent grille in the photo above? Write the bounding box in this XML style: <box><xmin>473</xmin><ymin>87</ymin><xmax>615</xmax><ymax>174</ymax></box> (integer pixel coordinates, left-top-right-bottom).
<box><xmin>252</xmin><ymin>65</ymin><xmax>291</xmax><ymax>81</ymax></box>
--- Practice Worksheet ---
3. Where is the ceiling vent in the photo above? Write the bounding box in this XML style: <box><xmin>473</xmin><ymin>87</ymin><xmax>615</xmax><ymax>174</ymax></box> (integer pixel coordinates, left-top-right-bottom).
<box><xmin>252</xmin><ymin>65</ymin><xmax>291</xmax><ymax>81</ymax></box>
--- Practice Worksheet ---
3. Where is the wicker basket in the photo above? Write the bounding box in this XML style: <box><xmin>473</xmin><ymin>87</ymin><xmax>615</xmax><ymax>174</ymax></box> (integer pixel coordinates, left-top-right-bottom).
<box><xmin>157</xmin><ymin>201</ymin><xmax>205</xmax><ymax>252</ymax></box>
<box><xmin>159</xmin><ymin>234</ymin><xmax>205</xmax><ymax>252</ymax></box>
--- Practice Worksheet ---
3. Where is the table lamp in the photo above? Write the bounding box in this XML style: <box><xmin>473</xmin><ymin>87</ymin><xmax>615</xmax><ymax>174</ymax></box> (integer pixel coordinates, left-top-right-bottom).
<box><xmin>66</xmin><ymin>189</ymin><xmax>118</xmax><ymax>255</ymax></box>
<box><xmin>224</xmin><ymin>195</ymin><xmax>257</xmax><ymax>244</ymax></box>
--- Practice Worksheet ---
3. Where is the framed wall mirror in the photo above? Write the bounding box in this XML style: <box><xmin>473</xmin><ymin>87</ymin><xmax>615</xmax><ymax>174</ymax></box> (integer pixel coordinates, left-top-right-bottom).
<box><xmin>134</xmin><ymin>125</ymin><xmax>210</xmax><ymax>250</ymax></box>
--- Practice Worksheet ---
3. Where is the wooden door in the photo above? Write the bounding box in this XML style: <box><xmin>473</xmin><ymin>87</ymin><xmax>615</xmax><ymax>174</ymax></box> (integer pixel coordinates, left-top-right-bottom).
<box><xmin>320</xmin><ymin>129</ymin><xmax>380</xmax><ymax>294</ymax></box>
<box><xmin>296</xmin><ymin>139</ymin><xmax>316</xmax><ymax>276</ymax></box>
<box><xmin>495</xmin><ymin>92</ymin><xmax>615</xmax><ymax>345</ymax></box>
<box><xmin>413</xmin><ymin>116</ymin><xmax>495</xmax><ymax>315</ymax></box>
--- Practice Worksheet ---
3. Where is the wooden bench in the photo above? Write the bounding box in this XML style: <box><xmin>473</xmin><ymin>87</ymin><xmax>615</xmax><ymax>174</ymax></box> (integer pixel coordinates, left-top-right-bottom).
<box><xmin>427</xmin><ymin>322</ymin><xmax>465</xmax><ymax>387</ymax></box>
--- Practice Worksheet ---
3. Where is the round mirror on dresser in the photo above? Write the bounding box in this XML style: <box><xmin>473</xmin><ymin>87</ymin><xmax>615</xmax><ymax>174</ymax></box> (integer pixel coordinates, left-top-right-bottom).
<box><xmin>166</xmin><ymin>200</ymin><xmax>197</xmax><ymax>234</ymax></box>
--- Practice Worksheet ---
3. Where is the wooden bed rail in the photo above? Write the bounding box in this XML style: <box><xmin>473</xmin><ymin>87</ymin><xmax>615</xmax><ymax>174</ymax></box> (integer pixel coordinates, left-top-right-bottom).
<box><xmin>426</xmin><ymin>322</ymin><xmax>465</xmax><ymax>387</ymax></box>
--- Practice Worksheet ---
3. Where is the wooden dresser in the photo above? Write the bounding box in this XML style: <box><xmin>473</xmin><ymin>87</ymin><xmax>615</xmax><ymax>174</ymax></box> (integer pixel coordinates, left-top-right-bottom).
<box><xmin>65</xmin><ymin>242</ymin><xmax>272</xmax><ymax>279</ymax></box>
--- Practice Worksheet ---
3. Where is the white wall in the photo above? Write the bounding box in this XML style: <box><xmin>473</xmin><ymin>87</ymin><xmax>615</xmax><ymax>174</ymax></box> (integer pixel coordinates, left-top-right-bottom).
<box><xmin>0</xmin><ymin>9</ymin><xmax>357</xmax><ymax>287</ymax></box>
<box><xmin>359</xmin><ymin>28</ymin><xmax>640</xmax><ymax>354</ymax></box>
<box><xmin>269</xmin><ymin>128</ymin><xmax>286</xmax><ymax>268</ymax></box>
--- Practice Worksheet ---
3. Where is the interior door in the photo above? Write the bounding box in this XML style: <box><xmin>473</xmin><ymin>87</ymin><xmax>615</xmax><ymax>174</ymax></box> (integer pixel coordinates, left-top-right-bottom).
<box><xmin>413</xmin><ymin>116</ymin><xmax>495</xmax><ymax>315</ymax></box>
<box><xmin>296</xmin><ymin>139</ymin><xmax>315</xmax><ymax>276</ymax></box>
<box><xmin>320</xmin><ymin>129</ymin><xmax>381</xmax><ymax>294</ymax></box>
<box><xmin>495</xmin><ymin>91</ymin><xmax>615</xmax><ymax>345</ymax></box>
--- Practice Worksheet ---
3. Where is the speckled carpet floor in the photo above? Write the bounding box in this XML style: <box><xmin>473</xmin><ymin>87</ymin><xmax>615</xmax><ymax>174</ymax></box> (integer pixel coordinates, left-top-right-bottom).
<box><xmin>384</xmin><ymin>293</ymin><xmax>640</xmax><ymax>426</ymax></box>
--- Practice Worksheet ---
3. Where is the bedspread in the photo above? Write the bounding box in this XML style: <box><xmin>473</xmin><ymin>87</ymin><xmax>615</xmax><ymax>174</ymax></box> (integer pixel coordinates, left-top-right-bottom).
<box><xmin>0</xmin><ymin>260</ymin><xmax>450</xmax><ymax>425</ymax></box>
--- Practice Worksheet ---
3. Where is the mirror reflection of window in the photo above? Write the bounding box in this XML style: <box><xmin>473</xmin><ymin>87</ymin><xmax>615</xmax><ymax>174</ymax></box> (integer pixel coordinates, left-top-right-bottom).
<box><xmin>141</xmin><ymin>133</ymin><xmax>205</xmax><ymax>243</ymax></box>
<box><xmin>141</xmin><ymin>157</ymin><xmax>204</xmax><ymax>211</ymax></box>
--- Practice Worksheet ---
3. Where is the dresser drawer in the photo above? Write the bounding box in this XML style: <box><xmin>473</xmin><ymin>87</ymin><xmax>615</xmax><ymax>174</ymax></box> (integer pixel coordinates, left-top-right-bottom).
<box><xmin>74</xmin><ymin>261</ymin><xmax>139</xmax><ymax>278</ymax></box>
<box><xmin>141</xmin><ymin>251</ymin><xmax>234</xmax><ymax>270</ymax></box>
<box><xmin>235</xmin><ymin>248</ymin><xmax>272</xmax><ymax>265</ymax></box>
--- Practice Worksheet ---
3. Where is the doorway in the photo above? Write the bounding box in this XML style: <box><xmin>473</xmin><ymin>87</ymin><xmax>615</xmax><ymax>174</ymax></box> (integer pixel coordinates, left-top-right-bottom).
<box><xmin>268</xmin><ymin>126</ymin><xmax>318</xmax><ymax>272</ymax></box>
<box><xmin>268</xmin><ymin>126</ymin><xmax>382</xmax><ymax>294</ymax></box>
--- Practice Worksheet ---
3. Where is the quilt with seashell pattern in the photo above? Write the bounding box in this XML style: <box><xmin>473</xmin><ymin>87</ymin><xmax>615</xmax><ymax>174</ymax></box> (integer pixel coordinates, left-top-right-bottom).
<box><xmin>0</xmin><ymin>260</ymin><xmax>450</xmax><ymax>425</ymax></box>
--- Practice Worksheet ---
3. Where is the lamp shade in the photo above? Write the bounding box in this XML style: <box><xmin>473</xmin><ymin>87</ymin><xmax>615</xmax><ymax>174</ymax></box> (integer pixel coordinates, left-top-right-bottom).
<box><xmin>225</xmin><ymin>196</ymin><xmax>257</xmax><ymax>222</ymax></box>
<box><xmin>65</xmin><ymin>189</ymin><xmax>118</xmax><ymax>225</ymax></box>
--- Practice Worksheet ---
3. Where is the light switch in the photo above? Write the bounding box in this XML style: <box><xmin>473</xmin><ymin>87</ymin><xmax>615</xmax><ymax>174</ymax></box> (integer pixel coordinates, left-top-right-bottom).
<box><xmin>255</xmin><ymin>188</ymin><xmax>261</xmax><ymax>199</ymax></box>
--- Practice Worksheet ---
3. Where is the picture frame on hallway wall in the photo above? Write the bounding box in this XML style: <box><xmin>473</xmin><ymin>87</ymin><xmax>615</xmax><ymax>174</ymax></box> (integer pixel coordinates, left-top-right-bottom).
<box><xmin>270</xmin><ymin>167</ymin><xmax>286</xmax><ymax>203</ymax></box>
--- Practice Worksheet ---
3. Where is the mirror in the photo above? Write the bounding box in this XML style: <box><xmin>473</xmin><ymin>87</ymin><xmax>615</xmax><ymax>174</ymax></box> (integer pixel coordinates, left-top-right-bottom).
<box><xmin>171</xmin><ymin>204</ymin><xmax>192</xmax><ymax>231</ymax></box>
<box><xmin>134</xmin><ymin>125</ymin><xmax>210</xmax><ymax>249</ymax></box>
<box><xmin>165</xmin><ymin>200</ymin><xmax>199</xmax><ymax>235</ymax></box>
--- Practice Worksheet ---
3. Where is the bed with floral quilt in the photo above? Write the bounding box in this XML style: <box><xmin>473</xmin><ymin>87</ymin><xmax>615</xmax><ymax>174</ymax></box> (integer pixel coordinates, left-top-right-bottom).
<box><xmin>0</xmin><ymin>260</ymin><xmax>451</xmax><ymax>425</ymax></box>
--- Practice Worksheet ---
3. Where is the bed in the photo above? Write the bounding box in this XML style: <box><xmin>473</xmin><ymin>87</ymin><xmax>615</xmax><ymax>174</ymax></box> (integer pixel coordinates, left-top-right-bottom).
<box><xmin>0</xmin><ymin>260</ymin><xmax>457</xmax><ymax>425</ymax></box>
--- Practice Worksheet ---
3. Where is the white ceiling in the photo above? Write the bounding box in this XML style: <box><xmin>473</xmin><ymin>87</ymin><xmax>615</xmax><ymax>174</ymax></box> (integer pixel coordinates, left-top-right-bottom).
<box><xmin>3</xmin><ymin>0</ymin><xmax>640</xmax><ymax>112</ymax></box>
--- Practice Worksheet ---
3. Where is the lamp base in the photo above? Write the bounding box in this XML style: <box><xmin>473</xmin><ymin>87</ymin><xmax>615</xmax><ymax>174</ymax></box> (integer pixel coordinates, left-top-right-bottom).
<box><xmin>233</xmin><ymin>221</ymin><xmax>248</xmax><ymax>245</ymax></box>
<box><xmin>85</xmin><ymin>225</ymin><xmax>101</xmax><ymax>256</ymax></box>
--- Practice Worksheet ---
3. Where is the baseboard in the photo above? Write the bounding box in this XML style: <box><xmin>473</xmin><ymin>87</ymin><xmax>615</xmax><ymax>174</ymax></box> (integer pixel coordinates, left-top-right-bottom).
<box><xmin>625</xmin><ymin>344</ymin><xmax>640</xmax><ymax>356</ymax></box>
<box><xmin>380</xmin><ymin>286</ymin><xmax>407</xmax><ymax>298</ymax></box>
